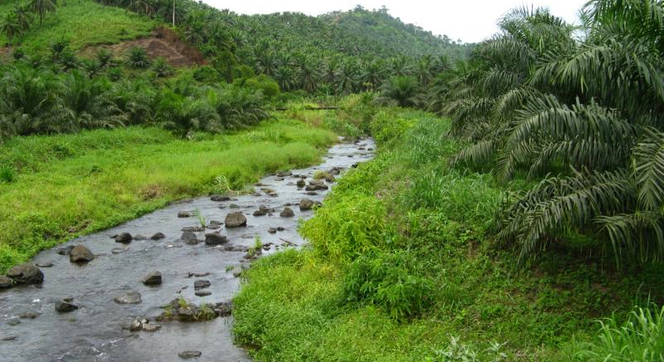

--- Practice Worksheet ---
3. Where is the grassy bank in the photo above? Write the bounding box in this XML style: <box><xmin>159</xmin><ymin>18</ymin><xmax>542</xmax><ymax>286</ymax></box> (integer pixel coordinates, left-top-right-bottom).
<box><xmin>1</xmin><ymin>0</ymin><xmax>153</xmax><ymax>52</ymax></box>
<box><xmin>0</xmin><ymin>118</ymin><xmax>337</xmax><ymax>272</ymax></box>
<box><xmin>233</xmin><ymin>109</ymin><xmax>664</xmax><ymax>361</ymax></box>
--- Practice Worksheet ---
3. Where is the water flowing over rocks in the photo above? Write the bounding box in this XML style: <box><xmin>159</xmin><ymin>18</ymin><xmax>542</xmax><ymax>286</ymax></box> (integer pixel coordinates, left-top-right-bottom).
<box><xmin>0</xmin><ymin>139</ymin><xmax>374</xmax><ymax>362</ymax></box>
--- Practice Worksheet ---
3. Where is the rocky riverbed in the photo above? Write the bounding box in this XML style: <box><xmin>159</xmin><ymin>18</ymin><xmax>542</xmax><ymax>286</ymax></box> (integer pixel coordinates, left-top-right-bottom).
<box><xmin>0</xmin><ymin>139</ymin><xmax>374</xmax><ymax>362</ymax></box>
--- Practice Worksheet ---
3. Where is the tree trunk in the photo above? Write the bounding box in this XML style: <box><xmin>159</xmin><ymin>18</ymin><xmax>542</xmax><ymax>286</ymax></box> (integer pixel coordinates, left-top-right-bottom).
<box><xmin>172</xmin><ymin>0</ymin><xmax>175</xmax><ymax>26</ymax></box>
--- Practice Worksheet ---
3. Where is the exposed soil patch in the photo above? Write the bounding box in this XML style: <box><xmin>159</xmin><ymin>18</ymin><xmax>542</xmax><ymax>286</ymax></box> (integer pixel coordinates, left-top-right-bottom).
<box><xmin>81</xmin><ymin>27</ymin><xmax>206</xmax><ymax>67</ymax></box>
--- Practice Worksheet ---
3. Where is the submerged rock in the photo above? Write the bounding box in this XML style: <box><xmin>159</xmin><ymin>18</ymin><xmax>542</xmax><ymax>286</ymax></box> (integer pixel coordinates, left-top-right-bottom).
<box><xmin>114</xmin><ymin>291</ymin><xmax>142</xmax><ymax>304</ymax></box>
<box><xmin>0</xmin><ymin>276</ymin><xmax>14</xmax><ymax>289</ymax></box>
<box><xmin>194</xmin><ymin>280</ymin><xmax>211</xmax><ymax>290</ymax></box>
<box><xmin>7</xmin><ymin>264</ymin><xmax>43</xmax><ymax>285</ymax></box>
<box><xmin>181</xmin><ymin>231</ymin><xmax>199</xmax><ymax>245</ymax></box>
<box><xmin>177</xmin><ymin>211</ymin><xmax>192</xmax><ymax>218</ymax></box>
<box><xmin>225</xmin><ymin>212</ymin><xmax>247</xmax><ymax>228</ymax></box>
<box><xmin>55</xmin><ymin>299</ymin><xmax>79</xmax><ymax>313</ymax></box>
<box><xmin>56</xmin><ymin>246</ymin><xmax>75</xmax><ymax>256</ymax></box>
<box><xmin>204</xmin><ymin>233</ymin><xmax>228</xmax><ymax>246</ymax></box>
<box><xmin>133</xmin><ymin>235</ymin><xmax>148</xmax><ymax>241</ymax></box>
<box><xmin>210</xmin><ymin>195</ymin><xmax>231</xmax><ymax>202</ymax></box>
<box><xmin>115</xmin><ymin>233</ymin><xmax>133</xmax><ymax>244</ymax></box>
<box><xmin>178</xmin><ymin>351</ymin><xmax>202</xmax><ymax>359</ymax></box>
<box><xmin>142</xmin><ymin>272</ymin><xmax>162</xmax><ymax>286</ymax></box>
<box><xmin>69</xmin><ymin>245</ymin><xmax>94</xmax><ymax>263</ymax></box>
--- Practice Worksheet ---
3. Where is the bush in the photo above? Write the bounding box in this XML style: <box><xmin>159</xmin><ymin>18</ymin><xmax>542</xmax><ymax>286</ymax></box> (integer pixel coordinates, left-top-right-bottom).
<box><xmin>300</xmin><ymin>193</ymin><xmax>386</xmax><ymax>263</ymax></box>
<box><xmin>243</xmin><ymin>74</ymin><xmax>280</xmax><ymax>99</ymax></box>
<box><xmin>343</xmin><ymin>249</ymin><xmax>435</xmax><ymax>319</ymax></box>
<box><xmin>0</xmin><ymin>165</ymin><xmax>15</xmax><ymax>183</ymax></box>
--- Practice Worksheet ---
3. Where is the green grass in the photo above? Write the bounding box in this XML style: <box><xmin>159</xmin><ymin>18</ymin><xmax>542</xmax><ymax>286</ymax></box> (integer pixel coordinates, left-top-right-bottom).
<box><xmin>233</xmin><ymin>108</ymin><xmax>664</xmax><ymax>361</ymax></box>
<box><xmin>0</xmin><ymin>119</ymin><xmax>337</xmax><ymax>272</ymax></box>
<box><xmin>1</xmin><ymin>0</ymin><xmax>153</xmax><ymax>52</ymax></box>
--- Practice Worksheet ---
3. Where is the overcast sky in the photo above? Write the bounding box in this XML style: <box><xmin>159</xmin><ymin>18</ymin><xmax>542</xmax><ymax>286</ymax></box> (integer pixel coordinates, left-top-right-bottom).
<box><xmin>199</xmin><ymin>0</ymin><xmax>588</xmax><ymax>43</ymax></box>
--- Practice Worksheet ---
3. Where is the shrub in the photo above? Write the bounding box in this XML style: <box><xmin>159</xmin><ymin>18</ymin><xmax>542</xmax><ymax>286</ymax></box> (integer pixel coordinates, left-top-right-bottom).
<box><xmin>343</xmin><ymin>249</ymin><xmax>435</xmax><ymax>319</ymax></box>
<box><xmin>0</xmin><ymin>165</ymin><xmax>15</xmax><ymax>183</ymax></box>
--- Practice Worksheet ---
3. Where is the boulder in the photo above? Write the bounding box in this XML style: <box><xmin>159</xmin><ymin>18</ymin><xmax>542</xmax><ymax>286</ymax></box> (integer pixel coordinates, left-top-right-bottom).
<box><xmin>151</xmin><ymin>232</ymin><xmax>166</xmax><ymax>240</ymax></box>
<box><xmin>299</xmin><ymin>199</ymin><xmax>314</xmax><ymax>211</ymax></box>
<box><xmin>69</xmin><ymin>245</ymin><xmax>94</xmax><ymax>263</ymax></box>
<box><xmin>114</xmin><ymin>291</ymin><xmax>142</xmax><ymax>304</ymax></box>
<box><xmin>225</xmin><ymin>212</ymin><xmax>247</xmax><ymax>228</ymax></box>
<box><xmin>0</xmin><ymin>276</ymin><xmax>13</xmax><ymax>289</ymax></box>
<box><xmin>55</xmin><ymin>299</ymin><xmax>79</xmax><ymax>313</ymax></box>
<box><xmin>204</xmin><ymin>233</ymin><xmax>228</xmax><ymax>246</ymax></box>
<box><xmin>129</xmin><ymin>319</ymin><xmax>143</xmax><ymax>332</ymax></box>
<box><xmin>115</xmin><ymin>233</ymin><xmax>133</xmax><ymax>244</ymax></box>
<box><xmin>7</xmin><ymin>264</ymin><xmax>43</xmax><ymax>285</ymax></box>
<box><xmin>296</xmin><ymin>179</ymin><xmax>306</xmax><ymax>188</ymax></box>
<box><xmin>142</xmin><ymin>272</ymin><xmax>162</xmax><ymax>286</ymax></box>
<box><xmin>280</xmin><ymin>207</ymin><xmax>295</xmax><ymax>218</ymax></box>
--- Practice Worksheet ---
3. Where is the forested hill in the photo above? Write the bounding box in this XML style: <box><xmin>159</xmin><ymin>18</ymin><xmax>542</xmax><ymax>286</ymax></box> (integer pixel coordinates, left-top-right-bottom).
<box><xmin>322</xmin><ymin>6</ymin><xmax>468</xmax><ymax>59</ymax></box>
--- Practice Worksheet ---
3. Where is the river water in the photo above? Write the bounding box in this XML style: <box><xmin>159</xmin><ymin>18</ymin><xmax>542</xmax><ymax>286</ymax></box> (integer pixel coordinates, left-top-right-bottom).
<box><xmin>0</xmin><ymin>139</ymin><xmax>374</xmax><ymax>362</ymax></box>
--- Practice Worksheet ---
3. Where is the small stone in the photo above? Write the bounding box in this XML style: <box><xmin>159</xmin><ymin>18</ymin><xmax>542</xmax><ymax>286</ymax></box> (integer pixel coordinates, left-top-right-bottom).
<box><xmin>210</xmin><ymin>195</ymin><xmax>231</xmax><ymax>202</ymax></box>
<box><xmin>195</xmin><ymin>290</ymin><xmax>212</xmax><ymax>297</ymax></box>
<box><xmin>299</xmin><ymin>199</ymin><xmax>314</xmax><ymax>211</ymax></box>
<box><xmin>69</xmin><ymin>245</ymin><xmax>94</xmax><ymax>263</ymax></box>
<box><xmin>268</xmin><ymin>228</ymin><xmax>277</xmax><ymax>234</ymax></box>
<box><xmin>6</xmin><ymin>318</ymin><xmax>20</xmax><ymax>326</ymax></box>
<box><xmin>56</xmin><ymin>246</ymin><xmax>75</xmax><ymax>256</ymax></box>
<box><xmin>225</xmin><ymin>212</ymin><xmax>247</xmax><ymax>228</ymax></box>
<box><xmin>194</xmin><ymin>280</ymin><xmax>211</xmax><ymax>290</ymax></box>
<box><xmin>306</xmin><ymin>191</ymin><xmax>318</xmax><ymax>196</ymax></box>
<box><xmin>7</xmin><ymin>264</ymin><xmax>43</xmax><ymax>285</ymax></box>
<box><xmin>280</xmin><ymin>207</ymin><xmax>295</xmax><ymax>218</ymax></box>
<box><xmin>55</xmin><ymin>300</ymin><xmax>79</xmax><ymax>313</ymax></box>
<box><xmin>178</xmin><ymin>351</ymin><xmax>202</xmax><ymax>359</ymax></box>
<box><xmin>229</xmin><ymin>204</ymin><xmax>240</xmax><ymax>209</ymax></box>
<box><xmin>111</xmin><ymin>247</ymin><xmax>128</xmax><ymax>254</ymax></box>
<box><xmin>181</xmin><ymin>226</ymin><xmax>205</xmax><ymax>232</ymax></box>
<box><xmin>142</xmin><ymin>272</ymin><xmax>162</xmax><ymax>286</ymax></box>
<box><xmin>129</xmin><ymin>319</ymin><xmax>142</xmax><ymax>332</ymax></box>
<box><xmin>178</xmin><ymin>211</ymin><xmax>192</xmax><ymax>218</ymax></box>
<box><xmin>277</xmin><ymin>171</ymin><xmax>292</xmax><ymax>177</ymax></box>
<box><xmin>277</xmin><ymin>227</ymin><xmax>285</xmax><ymax>232</ymax></box>
<box><xmin>115</xmin><ymin>233</ymin><xmax>133</xmax><ymax>244</ymax></box>
<box><xmin>296</xmin><ymin>180</ymin><xmax>306</xmax><ymax>188</ymax></box>
<box><xmin>181</xmin><ymin>231</ymin><xmax>199</xmax><ymax>245</ymax></box>
<box><xmin>18</xmin><ymin>312</ymin><xmax>39</xmax><ymax>319</ymax></box>
<box><xmin>35</xmin><ymin>262</ymin><xmax>53</xmax><ymax>268</ymax></box>
<box><xmin>0</xmin><ymin>276</ymin><xmax>13</xmax><ymax>289</ymax></box>
<box><xmin>150</xmin><ymin>232</ymin><xmax>166</xmax><ymax>240</ymax></box>
<box><xmin>209</xmin><ymin>220</ymin><xmax>222</xmax><ymax>227</ymax></box>
<box><xmin>204</xmin><ymin>233</ymin><xmax>228</xmax><ymax>246</ymax></box>
<box><xmin>114</xmin><ymin>291</ymin><xmax>141</xmax><ymax>304</ymax></box>
<box><xmin>142</xmin><ymin>323</ymin><xmax>161</xmax><ymax>332</ymax></box>
<box><xmin>2</xmin><ymin>336</ymin><xmax>17</xmax><ymax>341</ymax></box>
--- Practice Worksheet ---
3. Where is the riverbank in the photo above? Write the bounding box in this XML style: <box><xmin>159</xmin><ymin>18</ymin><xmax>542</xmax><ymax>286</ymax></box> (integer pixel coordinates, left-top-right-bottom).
<box><xmin>233</xmin><ymin>108</ymin><xmax>664</xmax><ymax>361</ymax></box>
<box><xmin>0</xmin><ymin>119</ymin><xmax>337</xmax><ymax>273</ymax></box>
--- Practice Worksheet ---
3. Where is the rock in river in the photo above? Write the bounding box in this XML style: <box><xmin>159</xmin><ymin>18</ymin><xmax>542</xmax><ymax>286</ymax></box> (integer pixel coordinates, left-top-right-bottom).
<box><xmin>55</xmin><ymin>299</ymin><xmax>79</xmax><ymax>313</ymax></box>
<box><xmin>142</xmin><ymin>271</ymin><xmax>162</xmax><ymax>286</ymax></box>
<box><xmin>69</xmin><ymin>245</ymin><xmax>94</xmax><ymax>263</ymax></box>
<box><xmin>204</xmin><ymin>233</ymin><xmax>228</xmax><ymax>246</ymax></box>
<box><xmin>114</xmin><ymin>291</ymin><xmax>142</xmax><ymax>304</ymax></box>
<box><xmin>115</xmin><ymin>233</ymin><xmax>133</xmax><ymax>244</ymax></box>
<box><xmin>150</xmin><ymin>232</ymin><xmax>166</xmax><ymax>241</ymax></box>
<box><xmin>194</xmin><ymin>280</ymin><xmax>211</xmax><ymax>290</ymax></box>
<box><xmin>225</xmin><ymin>212</ymin><xmax>247</xmax><ymax>228</ymax></box>
<box><xmin>0</xmin><ymin>276</ymin><xmax>13</xmax><ymax>289</ymax></box>
<box><xmin>299</xmin><ymin>199</ymin><xmax>314</xmax><ymax>211</ymax></box>
<box><xmin>181</xmin><ymin>231</ymin><xmax>199</xmax><ymax>245</ymax></box>
<box><xmin>7</xmin><ymin>264</ymin><xmax>43</xmax><ymax>285</ymax></box>
<box><xmin>280</xmin><ymin>207</ymin><xmax>295</xmax><ymax>218</ymax></box>
<box><xmin>178</xmin><ymin>351</ymin><xmax>202</xmax><ymax>359</ymax></box>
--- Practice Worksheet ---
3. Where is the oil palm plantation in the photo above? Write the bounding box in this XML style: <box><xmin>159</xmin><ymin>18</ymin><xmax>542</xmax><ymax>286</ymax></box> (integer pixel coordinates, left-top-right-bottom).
<box><xmin>442</xmin><ymin>1</ymin><xmax>664</xmax><ymax>266</ymax></box>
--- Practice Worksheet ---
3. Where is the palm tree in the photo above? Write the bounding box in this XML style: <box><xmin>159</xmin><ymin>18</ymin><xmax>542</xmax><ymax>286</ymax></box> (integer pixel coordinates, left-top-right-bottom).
<box><xmin>0</xmin><ymin>12</ymin><xmax>22</xmax><ymax>44</ymax></box>
<box><xmin>30</xmin><ymin>0</ymin><xmax>57</xmax><ymax>26</ymax></box>
<box><xmin>377</xmin><ymin>76</ymin><xmax>421</xmax><ymax>107</ymax></box>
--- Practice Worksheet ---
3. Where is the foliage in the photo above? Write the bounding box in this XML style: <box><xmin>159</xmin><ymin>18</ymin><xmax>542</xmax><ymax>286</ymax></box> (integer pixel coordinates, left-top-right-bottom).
<box><xmin>571</xmin><ymin>305</ymin><xmax>664</xmax><ymax>362</ymax></box>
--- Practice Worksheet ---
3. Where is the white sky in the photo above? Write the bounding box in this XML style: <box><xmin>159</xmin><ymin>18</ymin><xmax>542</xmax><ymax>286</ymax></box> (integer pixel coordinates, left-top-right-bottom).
<box><xmin>200</xmin><ymin>0</ymin><xmax>588</xmax><ymax>43</ymax></box>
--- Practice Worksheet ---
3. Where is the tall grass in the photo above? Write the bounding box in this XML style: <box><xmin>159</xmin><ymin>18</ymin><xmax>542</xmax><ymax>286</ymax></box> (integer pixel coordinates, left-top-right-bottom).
<box><xmin>573</xmin><ymin>305</ymin><xmax>664</xmax><ymax>362</ymax></box>
<box><xmin>0</xmin><ymin>120</ymin><xmax>336</xmax><ymax>273</ymax></box>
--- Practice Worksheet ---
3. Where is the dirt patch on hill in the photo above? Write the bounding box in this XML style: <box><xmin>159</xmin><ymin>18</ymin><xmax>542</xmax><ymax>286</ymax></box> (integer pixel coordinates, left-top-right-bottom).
<box><xmin>81</xmin><ymin>27</ymin><xmax>206</xmax><ymax>67</ymax></box>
